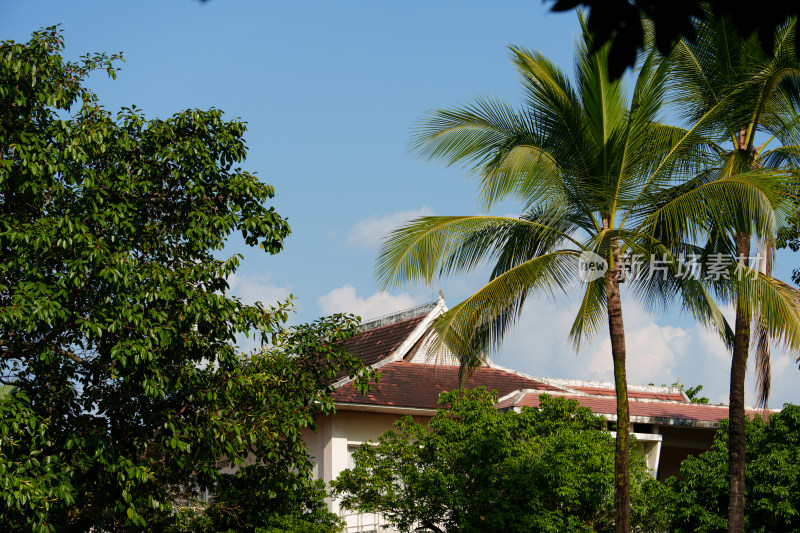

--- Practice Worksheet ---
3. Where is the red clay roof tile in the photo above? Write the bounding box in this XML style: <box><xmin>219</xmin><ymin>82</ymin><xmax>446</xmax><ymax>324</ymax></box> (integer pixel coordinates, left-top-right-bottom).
<box><xmin>343</xmin><ymin>316</ymin><xmax>426</xmax><ymax>367</ymax></box>
<box><xmin>333</xmin><ymin>361</ymin><xmax>562</xmax><ymax>409</ymax></box>
<box><xmin>571</xmin><ymin>386</ymin><xmax>687</xmax><ymax>402</ymax></box>
<box><xmin>514</xmin><ymin>393</ymin><xmax>763</xmax><ymax>423</ymax></box>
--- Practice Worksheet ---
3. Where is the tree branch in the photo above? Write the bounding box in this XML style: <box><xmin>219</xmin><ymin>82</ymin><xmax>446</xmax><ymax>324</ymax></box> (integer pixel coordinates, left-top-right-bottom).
<box><xmin>419</xmin><ymin>519</ymin><xmax>445</xmax><ymax>533</ymax></box>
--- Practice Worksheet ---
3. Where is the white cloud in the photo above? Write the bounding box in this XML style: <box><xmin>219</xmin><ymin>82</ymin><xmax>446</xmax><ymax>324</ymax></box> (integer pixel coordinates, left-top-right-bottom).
<box><xmin>492</xmin><ymin>296</ymin><xmax>799</xmax><ymax>407</ymax></box>
<box><xmin>346</xmin><ymin>207</ymin><xmax>434</xmax><ymax>248</ymax></box>
<box><xmin>766</xmin><ymin>350</ymin><xmax>800</xmax><ymax>409</ymax></box>
<box><xmin>317</xmin><ymin>285</ymin><xmax>420</xmax><ymax>321</ymax></box>
<box><xmin>226</xmin><ymin>273</ymin><xmax>292</xmax><ymax>307</ymax></box>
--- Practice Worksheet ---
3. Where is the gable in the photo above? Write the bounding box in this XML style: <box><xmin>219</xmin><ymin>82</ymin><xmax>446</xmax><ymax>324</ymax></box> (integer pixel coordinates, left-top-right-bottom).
<box><xmin>343</xmin><ymin>315</ymin><xmax>427</xmax><ymax>367</ymax></box>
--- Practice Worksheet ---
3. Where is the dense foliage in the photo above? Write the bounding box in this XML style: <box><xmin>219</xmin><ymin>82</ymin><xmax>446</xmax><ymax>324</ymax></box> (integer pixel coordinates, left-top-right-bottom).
<box><xmin>667</xmin><ymin>404</ymin><xmax>800</xmax><ymax>533</ymax></box>
<box><xmin>548</xmin><ymin>1</ymin><xmax>800</xmax><ymax>79</ymax></box>
<box><xmin>333</xmin><ymin>388</ymin><xmax>667</xmax><ymax>533</ymax></box>
<box><xmin>0</xmin><ymin>27</ymin><xmax>374</xmax><ymax>532</ymax></box>
<box><xmin>178</xmin><ymin>468</ymin><xmax>342</xmax><ymax>533</ymax></box>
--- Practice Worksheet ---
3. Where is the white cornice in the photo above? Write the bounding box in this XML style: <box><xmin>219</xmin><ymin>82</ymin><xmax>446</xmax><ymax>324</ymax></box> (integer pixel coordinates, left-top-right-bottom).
<box><xmin>383</xmin><ymin>294</ymin><xmax>448</xmax><ymax>365</ymax></box>
<box><xmin>334</xmin><ymin>402</ymin><xmax>437</xmax><ymax>416</ymax></box>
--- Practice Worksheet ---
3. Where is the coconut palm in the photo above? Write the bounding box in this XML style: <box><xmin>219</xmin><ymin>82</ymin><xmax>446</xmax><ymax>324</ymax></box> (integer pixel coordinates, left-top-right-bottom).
<box><xmin>670</xmin><ymin>15</ymin><xmax>800</xmax><ymax>532</ymax></box>
<box><xmin>376</xmin><ymin>20</ymin><xmax>798</xmax><ymax>532</ymax></box>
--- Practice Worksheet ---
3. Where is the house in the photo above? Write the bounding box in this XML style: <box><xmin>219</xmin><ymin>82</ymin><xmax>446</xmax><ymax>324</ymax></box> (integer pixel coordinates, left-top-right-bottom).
<box><xmin>305</xmin><ymin>294</ymin><xmax>764</xmax><ymax>532</ymax></box>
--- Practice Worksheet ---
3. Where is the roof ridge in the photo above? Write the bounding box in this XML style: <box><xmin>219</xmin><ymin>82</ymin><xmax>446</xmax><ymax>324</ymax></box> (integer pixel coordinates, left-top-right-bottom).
<box><xmin>510</xmin><ymin>374</ymin><xmax>684</xmax><ymax>395</ymax></box>
<box><xmin>355</xmin><ymin>313</ymin><xmax>426</xmax><ymax>334</ymax></box>
<box><xmin>358</xmin><ymin>300</ymin><xmax>438</xmax><ymax>332</ymax></box>
<box><xmin>514</xmin><ymin>389</ymin><xmax>777</xmax><ymax>411</ymax></box>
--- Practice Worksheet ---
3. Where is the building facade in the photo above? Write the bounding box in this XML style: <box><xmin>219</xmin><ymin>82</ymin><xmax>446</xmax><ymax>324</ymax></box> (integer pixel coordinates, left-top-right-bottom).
<box><xmin>308</xmin><ymin>296</ymin><xmax>763</xmax><ymax>532</ymax></box>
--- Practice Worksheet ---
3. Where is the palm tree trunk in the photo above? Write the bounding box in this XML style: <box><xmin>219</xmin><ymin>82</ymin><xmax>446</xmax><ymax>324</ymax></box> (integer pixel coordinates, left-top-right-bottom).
<box><xmin>728</xmin><ymin>232</ymin><xmax>750</xmax><ymax>533</ymax></box>
<box><xmin>605</xmin><ymin>241</ymin><xmax>630</xmax><ymax>533</ymax></box>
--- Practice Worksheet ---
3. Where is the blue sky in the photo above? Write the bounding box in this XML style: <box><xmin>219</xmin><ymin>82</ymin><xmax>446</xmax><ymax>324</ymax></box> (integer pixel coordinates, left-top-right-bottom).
<box><xmin>4</xmin><ymin>1</ymin><xmax>799</xmax><ymax>407</ymax></box>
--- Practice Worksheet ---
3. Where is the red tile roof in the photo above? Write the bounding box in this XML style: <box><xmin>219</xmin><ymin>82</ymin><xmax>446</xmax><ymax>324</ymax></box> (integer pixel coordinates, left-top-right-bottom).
<box><xmin>333</xmin><ymin>362</ymin><xmax>563</xmax><ymax>410</ymax></box>
<box><xmin>571</xmin><ymin>386</ymin><xmax>687</xmax><ymax>402</ymax></box>
<box><xmin>333</xmin><ymin>304</ymin><xmax>747</xmax><ymax>427</ymax></box>
<box><xmin>512</xmin><ymin>393</ymin><xmax>763</xmax><ymax>424</ymax></box>
<box><xmin>343</xmin><ymin>316</ymin><xmax>426</xmax><ymax>367</ymax></box>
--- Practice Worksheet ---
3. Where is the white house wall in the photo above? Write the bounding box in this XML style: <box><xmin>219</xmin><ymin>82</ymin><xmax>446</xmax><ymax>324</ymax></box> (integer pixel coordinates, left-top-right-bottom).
<box><xmin>307</xmin><ymin>410</ymin><xmax>431</xmax><ymax>529</ymax></box>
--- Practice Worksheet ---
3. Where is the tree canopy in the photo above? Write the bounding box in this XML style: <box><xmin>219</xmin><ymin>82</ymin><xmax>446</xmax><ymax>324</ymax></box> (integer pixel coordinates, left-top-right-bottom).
<box><xmin>666</xmin><ymin>405</ymin><xmax>800</xmax><ymax>532</ymax></box>
<box><xmin>333</xmin><ymin>388</ymin><xmax>668</xmax><ymax>533</ymax></box>
<box><xmin>0</xmin><ymin>27</ymin><xmax>375</xmax><ymax>532</ymax></box>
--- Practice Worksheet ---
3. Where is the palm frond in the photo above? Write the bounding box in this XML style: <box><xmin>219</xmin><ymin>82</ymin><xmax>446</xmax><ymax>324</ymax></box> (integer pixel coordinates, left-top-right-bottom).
<box><xmin>623</xmin><ymin>90</ymin><xmax>742</xmax><ymax>221</ymax></box>
<box><xmin>637</xmin><ymin>170</ymin><xmax>792</xmax><ymax>247</ymax></box>
<box><xmin>509</xmin><ymin>46</ymin><xmax>591</xmax><ymax>179</ymax></box>
<box><xmin>753</xmin><ymin>319</ymin><xmax>772</xmax><ymax>410</ymax></box>
<box><xmin>428</xmin><ymin>250</ymin><xmax>580</xmax><ymax>374</ymax></box>
<box><xmin>409</xmin><ymin>97</ymin><xmax>529</xmax><ymax>171</ymax></box>
<box><xmin>568</xmin><ymin>276</ymin><xmax>607</xmax><ymax>351</ymax></box>
<box><xmin>760</xmin><ymin>145</ymin><xmax>800</xmax><ymax>169</ymax></box>
<box><xmin>574</xmin><ymin>17</ymin><xmax>627</xmax><ymax>170</ymax></box>
<box><xmin>621</xmin><ymin>236</ymin><xmax>735</xmax><ymax>349</ymax></box>
<box><xmin>487</xmin><ymin>209</ymin><xmax>579</xmax><ymax>277</ymax></box>
<box><xmin>730</xmin><ymin>269</ymin><xmax>800</xmax><ymax>354</ymax></box>
<box><xmin>375</xmin><ymin>216</ymin><xmax>579</xmax><ymax>290</ymax></box>
<box><xmin>477</xmin><ymin>141</ymin><xmax>566</xmax><ymax>211</ymax></box>
<box><xmin>669</xmin><ymin>13</ymin><xmax>759</xmax><ymax>134</ymax></box>
<box><xmin>752</xmin><ymin>236</ymin><xmax>776</xmax><ymax>410</ymax></box>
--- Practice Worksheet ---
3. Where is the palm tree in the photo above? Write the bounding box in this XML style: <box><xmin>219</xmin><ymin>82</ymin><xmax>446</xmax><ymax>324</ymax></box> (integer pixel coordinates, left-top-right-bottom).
<box><xmin>376</xmin><ymin>19</ymin><xmax>794</xmax><ymax>532</ymax></box>
<box><xmin>670</xmin><ymin>15</ymin><xmax>800</xmax><ymax>532</ymax></box>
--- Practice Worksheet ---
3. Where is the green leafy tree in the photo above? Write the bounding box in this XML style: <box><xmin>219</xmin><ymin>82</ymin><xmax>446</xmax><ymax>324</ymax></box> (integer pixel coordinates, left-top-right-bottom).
<box><xmin>376</xmin><ymin>16</ymin><xmax>790</xmax><ymax>532</ymax></box>
<box><xmin>648</xmin><ymin>382</ymin><xmax>710</xmax><ymax>403</ymax></box>
<box><xmin>0</xmin><ymin>27</ymin><xmax>374</xmax><ymax>532</ymax></box>
<box><xmin>546</xmin><ymin>1</ymin><xmax>800</xmax><ymax>79</ymax></box>
<box><xmin>0</xmin><ymin>389</ymin><xmax>75</xmax><ymax>531</ymax></box>
<box><xmin>332</xmin><ymin>388</ymin><xmax>669</xmax><ymax>533</ymax></box>
<box><xmin>669</xmin><ymin>14</ymin><xmax>800</xmax><ymax>531</ymax></box>
<box><xmin>666</xmin><ymin>405</ymin><xmax>800</xmax><ymax>532</ymax></box>
<box><xmin>684</xmin><ymin>384</ymin><xmax>711</xmax><ymax>404</ymax></box>
<box><xmin>178</xmin><ymin>467</ymin><xmax>342</xmax><ymax>533</ymax></box>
